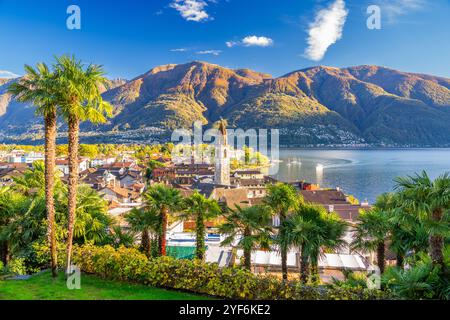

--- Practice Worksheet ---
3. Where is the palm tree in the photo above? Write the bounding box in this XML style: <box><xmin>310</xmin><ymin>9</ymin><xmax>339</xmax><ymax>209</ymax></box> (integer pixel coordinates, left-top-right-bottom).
<box><xmin>8</xmin><ymin>64</ymin><xmax>61</xmax><ymax>277</ymax></box>
<box><xmin>352</xmin><ymin>206</ymin><xmax>390</xmax><ymax>274</ymax></box>
<box><xmin>264</xmin><ymin>183</ymin><xmax>301</xmax><ymax>280</ymax></box>
<box><xmin>395</xmin><ymin>171</ymin><xmax>450</xmax><ymax>269</ymax></box>
<box><xmin>125</xmin><ymin>208</ymin><xmax>161</xmax><ymax>257</ymax></box>
<box><xmin>72</xmin><ymin>185</ymin><xmax>112</xmax><ymax>244</ymax></box>
<box><xmin>386</xmin><ymin>193</ymin><xmax>429</xmax><ymax>268</ymax></box>
<box><xmin>107</xmin><ymin>225</ymin><xmax>138</xmax><ymax>249</ymax></box>
<box><xmin>53</xmin><ymin>55</ymin><xmax>112</xmax><ymax>274</ymax></box>
<box><xmin>219</xmin><ymin>205</ymin><xmax>272</xmax><ymax>270</ymax></box>
<box><xmin>311</xmin><ymin>210</ymin><xmax>347</xmax><ymax>280</ymax></box>
<box><xmin>144</xmin><ymin>184</ymin><xmax>183</xmax><ymax>256</ymax></box>
<box><xmin>1</xmin><ymin>191</ymin><xmax>46</xmax><ymax>263</ymax></box>
<box><xmin>0</xmin><ymin>187</ymin><xmax>24</xmax><ymax>265</ymax></box>
<box><xmin>180</xmin><ymin>192</ymin><xmax>221</xmax><ymax>260</ymax></box>
<box><xmin>145</xmin><ymin>159</ymin><xmax>165</xmax><ymax>182</ymax></box>
<box><xmin>282</xmin><ymin>204</ymin><xmax>347</xmax><ymax>282</ymax></box>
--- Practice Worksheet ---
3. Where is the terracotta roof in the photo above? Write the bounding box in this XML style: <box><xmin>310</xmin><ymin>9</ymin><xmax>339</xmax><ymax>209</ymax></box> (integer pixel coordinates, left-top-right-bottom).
<box><xmin>234</xmin><ymin>170</ymin><xmax>262</xmax><ymax>175</ymax></box>
<box><xmin>300</xmin><ymin>190</ymin><xmax>348</xmax><ymax>205</ymax></box>
<box><xmin>213</xmin><ymin>188</ymin><xmax>250</xmax><ymax>209</ymax></box>
<box><xmin>332</xmin><ymin>205</ymin><xmax>366</xmax><ymax>221</ymax></box>
<box><xmin>104</xmin><ymin>162</ymin><xmax>134</xmax><ymax>168</ymax></box>
<box><xmin>108</xmin><ymin>199</ymin><xmax>122</xmax><ymax>210</ymax></box>
<box><xmin>0</xmin><ymin>167</ymin><xmax>27</xmax><ymax>178</ymax></box>
<box><xmin>56</xmin><ymin>158</ymin><xmax>88</xmax><ymax>165</ymax></box>
<box><xmin>102</xmin><ymin>186</ymin><xmax>130</xmax><ymax>198</ymax></box>
<box><xmin>236</xmin><ymin>179</ymin><xmax>266</xmax><ymax>187</ymax></box>
<box><xmin>0</xmin><ymin>162</ymin><xmax>30</xmax><ymax>169</ymax></box>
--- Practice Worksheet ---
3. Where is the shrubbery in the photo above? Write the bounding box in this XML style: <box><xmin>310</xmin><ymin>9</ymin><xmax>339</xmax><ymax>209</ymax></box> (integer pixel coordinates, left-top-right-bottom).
<box><xmin>71</xmin><ymin>244</ymin><xmax>390</xmax><ymax>300</ymax></box>
<box><xmin>382</xmin><ymin>251</ymin><xmax>450</xmax><ymax>300</ymax></box>
<box><xmin>4</xmin><ymin>258</ymin><xmax>27</xmax><ymax>275</ymax></box>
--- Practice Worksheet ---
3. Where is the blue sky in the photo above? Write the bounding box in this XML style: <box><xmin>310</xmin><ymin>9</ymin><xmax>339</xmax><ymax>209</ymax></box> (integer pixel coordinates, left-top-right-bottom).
<box><xmin>0</xmin><ymin>0</ymin><xmax>449</xmax><ymax>79</ymax></box>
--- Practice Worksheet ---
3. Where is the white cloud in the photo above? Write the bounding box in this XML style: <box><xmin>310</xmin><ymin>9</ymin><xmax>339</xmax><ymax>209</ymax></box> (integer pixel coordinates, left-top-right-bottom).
<box><xmin>196</xmin><ymin>50</ymin><xmax>222</xmax><ymax>56</ymax></box>
<box><xmin>376</xmin><ymin>0</ymin><xmax>427</xmax><ymax>22</ymax></box>
<box><xmin>242</xmin><ymin>36</ymin><xmax>274</xmax><ymax>47</ymax></box>
<box><xmin>170</xmin><ymin>0</ymin><xmax>210</xmax><ymax>22</ymax></box>
<box><xmin>0</xmin><ymin>70</ymin><xmax>19</xmax><ymax>79</ymax></box>
<box><xmin>170</xmin><ymin>48</ymin><xmax>188</xmax><ymax>52</ymax></box>
<box><xmin>304</xmin><ymin>0</ymin><xmax>348</xmax><ymax>61</ymax></box>
<box><xmin>226</xmin><ymin>36</ymin><xmax>274</xmax><ymax>48</ymax></box>
<box><xmin>225</xmin><ymin>41</ymin><xmax>238</xmax><ymax>48</ymax></box>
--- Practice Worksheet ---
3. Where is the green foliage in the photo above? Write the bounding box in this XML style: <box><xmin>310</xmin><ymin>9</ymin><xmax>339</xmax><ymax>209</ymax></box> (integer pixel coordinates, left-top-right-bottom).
<box><xmin>71</xmin><ymin>244</ymin><xmax>390</xmax><ymax>300</ymax></box>
<box><xmin>79</xmin><ymin>144</ymin><xmax>99</xmax><ymax>158</ymax></box>
<box><xmin>352</xmin><ymin>206</ymin><xmax>390</xmax><ymax>252</ymax></box>
<box><xmin>125</xmin><ymin>208</ymin><xmax>160</xmax><ymax>257</ymax></box>
<box><xmin>382</xmin><ymin>250</ymin><xmax>450</xmax><ymax>300</ymax></box>
<box><xmin>6</xmin><ymin>258</ymin><xmax>27</xmax><ymax>275</ymax></box>
<box><xmin>330</xmin><ymin>270</ymin><xmax>369</xmax><ymax>289</ymax></box>
<box><xmin>264</xmin><ymin>183</ymin><xmax>301</xmax><ymax>218</ymax></box>
<box><xmin>182</xmin><ymin>192</ymin><xmax>221</xmax><ymax>260</ymax></box>
<box><xmin>53</xmin><ymin>55</ymin><xmax>113</xmax><ymax>123</ymax></box>
<box><xmin>219</xmin><ymin>205</ymin><xmax>273</xmax><ymax>269</ymax></box>
<box><xmin>281</xmin><ymin>204</ymin><xmax>347</xmax><ymax>282</ymax></box>
<box><xmin>0</xmin><ymin>164</ymin><xmax>112</xmax><ymax>273</ymax></box>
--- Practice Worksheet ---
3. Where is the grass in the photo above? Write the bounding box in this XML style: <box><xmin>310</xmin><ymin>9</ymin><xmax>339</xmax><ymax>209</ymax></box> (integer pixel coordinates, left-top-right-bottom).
<box><xmin>0</xmin><ymin>271</ymin><xmax>213</xmax><ymax>300</ymax></box>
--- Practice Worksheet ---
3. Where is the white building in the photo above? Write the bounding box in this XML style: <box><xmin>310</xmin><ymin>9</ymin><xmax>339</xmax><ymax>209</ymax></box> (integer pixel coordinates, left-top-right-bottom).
<box><xmin>8</xmin><ymin>152</ymin><xmax>44</xmax><ymax>164</ymax></box>
<box><xmin>90</xmin><ymin>157</ymin><xmax>116</xmax><ymax>167</ymax></box>
<box><xmin>56</xmin><ymin>158</ymin><xmax>90</xmax><ymax>175</ymax></box>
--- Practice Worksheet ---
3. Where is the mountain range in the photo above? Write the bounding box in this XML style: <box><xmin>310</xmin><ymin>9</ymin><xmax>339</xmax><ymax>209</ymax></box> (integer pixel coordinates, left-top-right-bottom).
<box><xmin>1</xmin><ymin>61</ymin><xmax>449</xmax><ymax>146</ymax></box>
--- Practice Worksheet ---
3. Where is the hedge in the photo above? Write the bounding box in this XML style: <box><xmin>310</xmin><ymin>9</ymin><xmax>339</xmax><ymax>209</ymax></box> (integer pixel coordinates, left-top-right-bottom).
<box><xmin>71</xmin><ymin>244</ymin><xmax>391</xmax><ymax>300</ymax></box>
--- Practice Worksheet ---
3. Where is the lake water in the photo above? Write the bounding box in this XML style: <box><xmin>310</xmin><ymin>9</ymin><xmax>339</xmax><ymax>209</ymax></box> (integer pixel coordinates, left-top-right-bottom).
<box><xmin>271</xmin><ymin>149</ymin><xmax>450</xmax><ymax>204</ymax></box>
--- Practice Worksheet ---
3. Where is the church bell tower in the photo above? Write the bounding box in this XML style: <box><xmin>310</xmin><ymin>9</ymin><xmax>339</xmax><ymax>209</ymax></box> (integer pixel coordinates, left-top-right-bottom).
<box><xmin>214</xmin><ymin>120</ymin><xmax>230</xmax><ymax>186</ymax></box>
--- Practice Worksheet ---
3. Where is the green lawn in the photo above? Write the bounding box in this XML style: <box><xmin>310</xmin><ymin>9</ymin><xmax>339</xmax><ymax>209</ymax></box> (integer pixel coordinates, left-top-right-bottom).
<box><xmin>0</xmin><ymin>271</ymin><xmax>212</xmax><ymax>300</ymax></box>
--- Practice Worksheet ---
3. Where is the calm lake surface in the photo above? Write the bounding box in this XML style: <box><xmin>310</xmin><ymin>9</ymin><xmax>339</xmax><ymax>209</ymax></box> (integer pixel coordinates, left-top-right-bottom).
<box><xmin>271</xmin><ymin>149</ymin><xmax>450</xmax><ymax>204</ymax></box>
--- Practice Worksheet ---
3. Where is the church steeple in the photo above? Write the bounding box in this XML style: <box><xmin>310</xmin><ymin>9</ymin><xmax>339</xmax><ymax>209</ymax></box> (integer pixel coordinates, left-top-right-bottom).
<box><xmin>214</xmin><ymin>119</ymin><xmax>230</xmax><ymax>186</ymax></box>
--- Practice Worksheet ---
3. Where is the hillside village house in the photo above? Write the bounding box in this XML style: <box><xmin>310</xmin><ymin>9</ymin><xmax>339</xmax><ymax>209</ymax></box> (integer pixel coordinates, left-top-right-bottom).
<box><xmin>56</xmin><ymin>157</ymin><xmax>90</xmax><ymax>175</ymax></box>
<box><xmin>7</xmin><ymin>151</ymin><xmax>44</xmax><ymax>164</ymax></box>
<box><xmin>0</xmin><ymin>164</ymin><xmax>29</xmax><ymax>187</ymax></box>
<box><xmin>90</xmin><ymin>156</ymin><xmax>117</xmax><ymax>167</ymax></box>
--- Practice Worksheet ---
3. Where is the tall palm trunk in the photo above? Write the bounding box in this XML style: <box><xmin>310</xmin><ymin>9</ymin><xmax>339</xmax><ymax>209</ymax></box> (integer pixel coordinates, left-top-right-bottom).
<box><xmin>279</xmin><ymin>213</ymin><xmax>288</xmax><ymax>280</ymax></box>
<box><xmin>66</xmin><ymin>114</ymin><xmax>79</xmax><ymax>275</ymax></box>
<box><xmin>309</xmin><ymin>249</ymin><xmax>320</xmax><ymax>283</ymax></box>
<box><xmin>0</xmin><ymin>241</ymin><xmax>9</xmax><ymax>265</ymax></box>
<box><xmin>377</xmin><ymin>242</ymin><xmax>385</xmax><ymax>274</ymax></box>
<box><xmin>243</xmin><ymin>227</ymin><xmax>252</xmax><ymax>270</ymax></box>
<box><xmin>141</xmin><ymin>230</ymin><xmax>151</xmax><ymax>258</ymax></box>
<box><xmin>396</xmin><ymin>253</ymin><xmax>404</xmax><ymax>268</ymax></box>
<box><xmin>299</xmin><ymin>246</ymin><xmax>309</xmax><ymax>283</ymax></box>
<box><xmin>430</xmin><ymin>208</ymin><xmax>444</xmax><ymax>268</ymax></box>
<box><xmin>44</xmin><ymin>110</ymin><xmax>58</xmax><ymax>278</ymax></box>
<box><xmin>196</xmin><ymin>212</ymin><xmax>206</xmax><ymax>260</ymax></box>
<box><xmin>159</xmin><ymin>207</ymin><xmax>168</xmax><ymax>256</ymax></box>
<box><xmin>151</xmin><ymin>234</ymin><xmax>158</xmax><ymax>258</ymax></box>
<box><xmin>310</xmin><ymin>263</ymin><xmax>319</xmax><ymax>283</ymax></box>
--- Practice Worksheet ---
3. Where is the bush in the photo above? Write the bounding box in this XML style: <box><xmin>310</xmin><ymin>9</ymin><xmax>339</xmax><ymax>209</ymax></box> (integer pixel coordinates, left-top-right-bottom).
<box><xmin>72</xmin><ymin>244</ymin><xmax>390</xmax><ymax>300</ymax></box>
<box><xmin>6</xmin><ymin>258</ymin><xmax>27</xmax><ymax>275</ymax></box>
<box><xmin>382</xmin><ymin>252</ymin><xmax>450</xmax><ymax>300</ymax></box>
<box><xmin>329</xmin><ymin>270</ymin><xmax>369</xmax><ymax>289</ymax></box>
<box><xmin>0</xmin><ymin>261</ymin><xmax>4</xmax><ymax>273</ymax></box>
